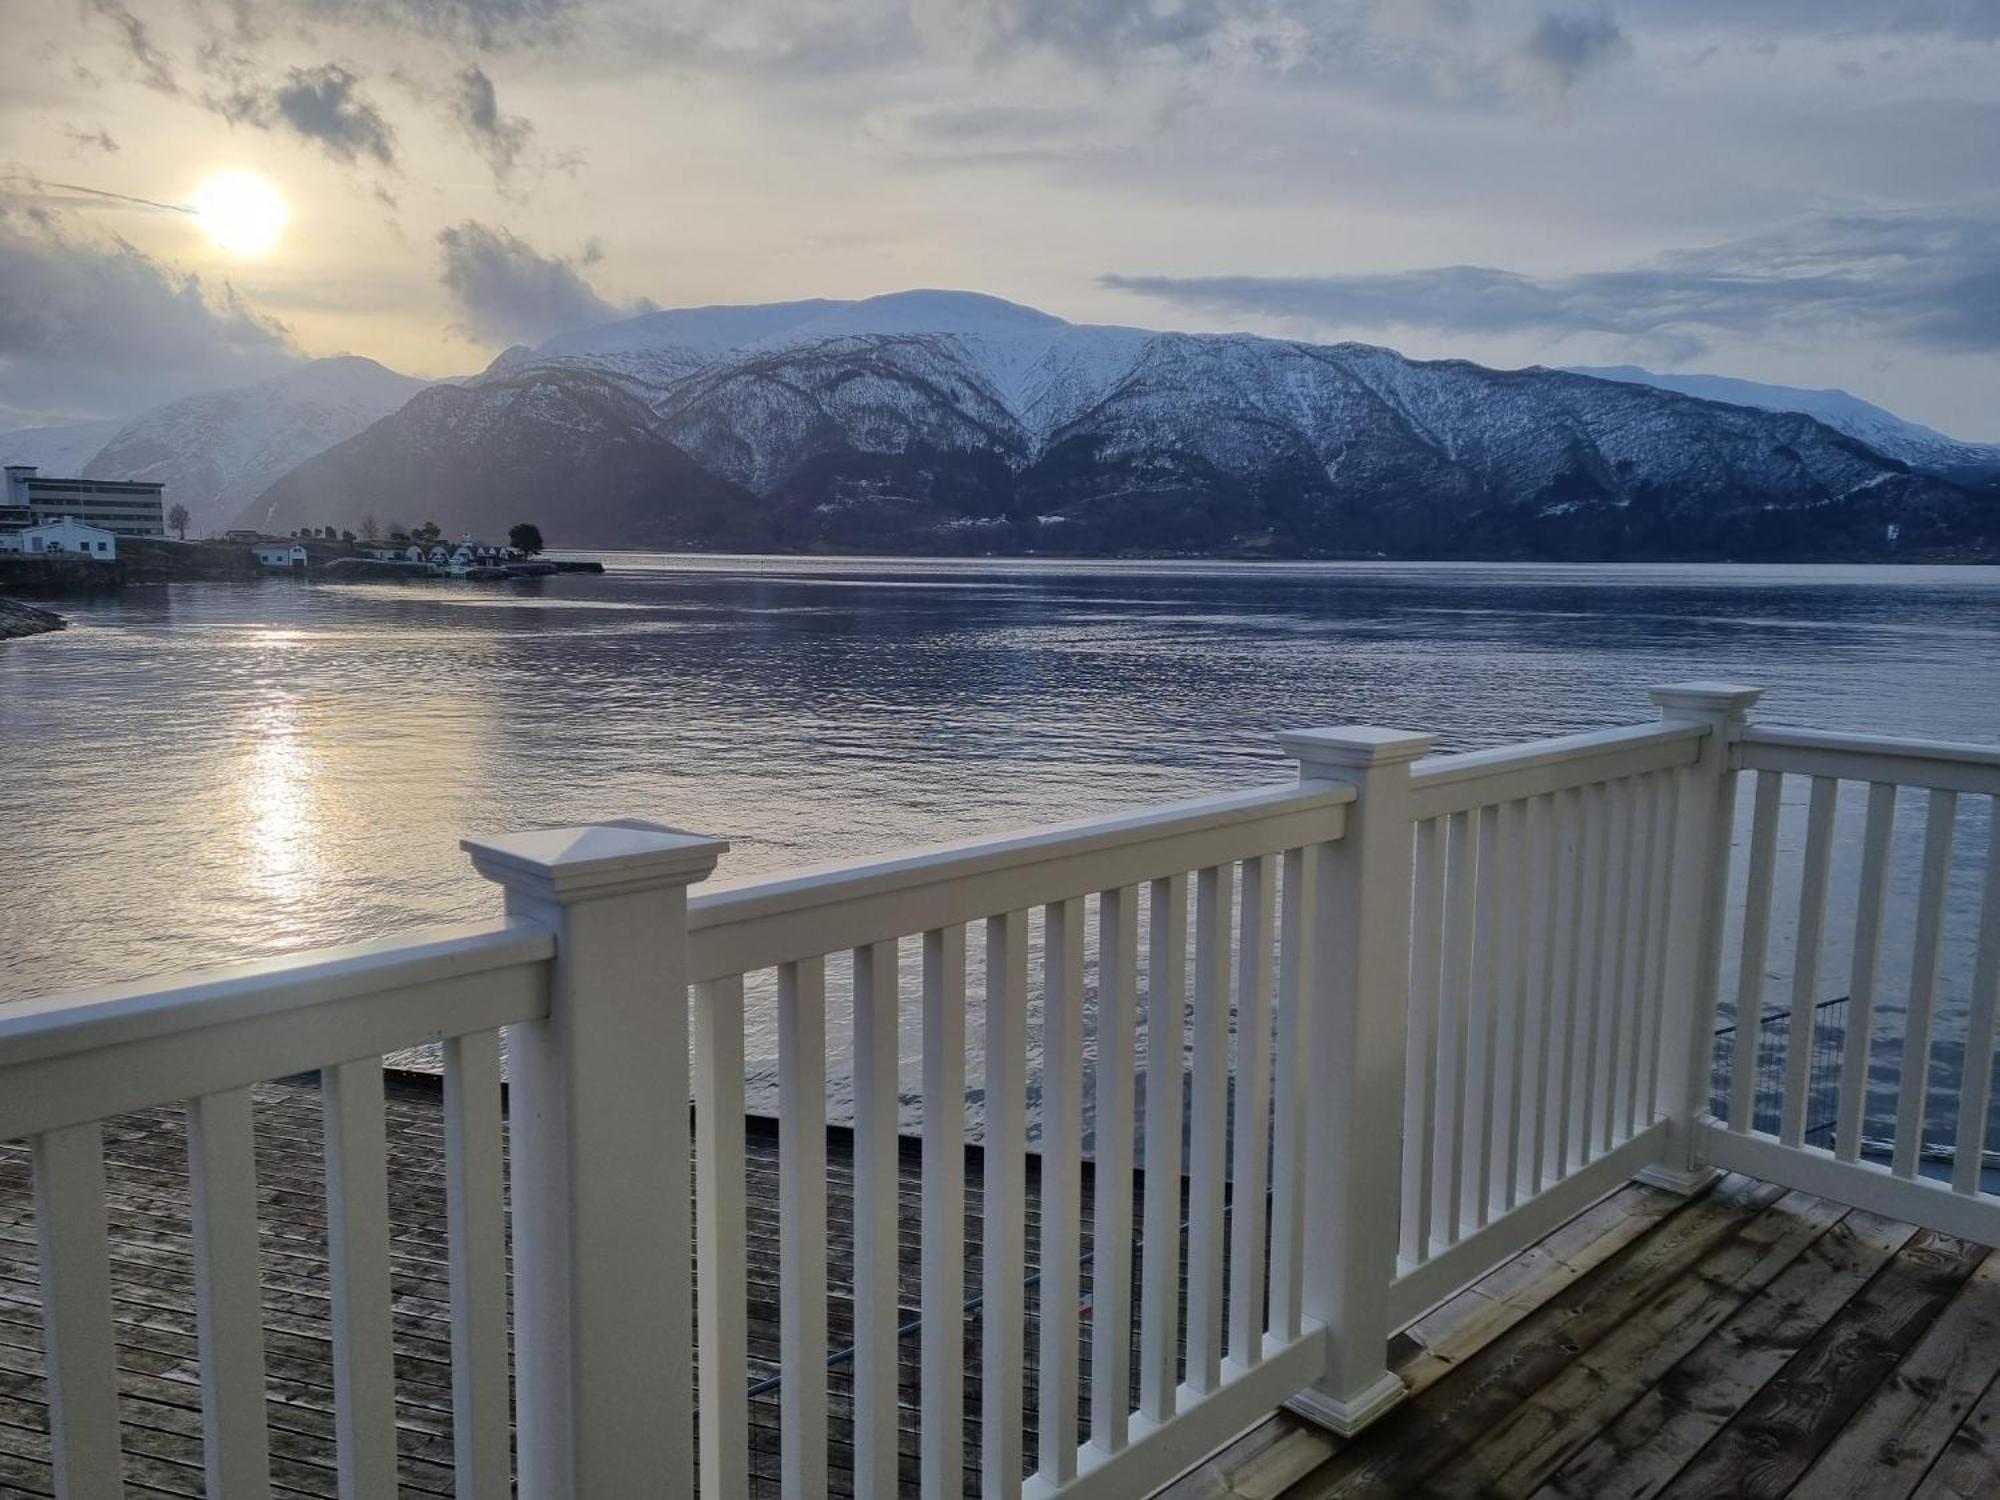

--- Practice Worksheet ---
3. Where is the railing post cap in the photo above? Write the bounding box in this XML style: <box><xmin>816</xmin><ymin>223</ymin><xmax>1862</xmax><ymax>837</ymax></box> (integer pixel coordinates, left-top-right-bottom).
<box><xmin>1279</xmin><ymin>725</ymin><xmax>1434</xmax><ymax>772</ymax></box>
<box><xmin>462</xmin><ymin>818</ymin><xmax>728</xmax><ymax>903</ymax></box>
<box><xmin>1649</xmin><ymin>681</ymin><xmax>1765</xmax><ymax>714</ymax></box>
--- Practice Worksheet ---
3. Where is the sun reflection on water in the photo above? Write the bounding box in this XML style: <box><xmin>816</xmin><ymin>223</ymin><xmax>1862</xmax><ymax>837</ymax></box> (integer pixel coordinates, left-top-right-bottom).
<box><xmin>241</xmin><ymin>695</ymin><xmax>322</xmax><ymax>904</ymax></box>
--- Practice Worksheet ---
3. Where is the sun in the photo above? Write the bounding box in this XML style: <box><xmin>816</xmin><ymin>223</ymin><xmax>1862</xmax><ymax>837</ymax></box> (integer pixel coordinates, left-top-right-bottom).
<box><xmin>192</xmin><ymin>171</ymin><xmax>288</xmax><ymax>257</ymax></box>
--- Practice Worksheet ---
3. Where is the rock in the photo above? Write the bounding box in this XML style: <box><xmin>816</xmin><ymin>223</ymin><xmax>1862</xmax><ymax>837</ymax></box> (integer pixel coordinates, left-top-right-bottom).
<box><xmin>0</xmin><ymin>597</ymin><xmax>67</xmax><ymax>640</ymax></box>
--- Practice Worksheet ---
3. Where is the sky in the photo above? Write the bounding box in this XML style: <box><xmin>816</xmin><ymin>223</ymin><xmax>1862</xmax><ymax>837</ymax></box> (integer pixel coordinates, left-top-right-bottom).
<box><xmin>1</xmin><ymin>0</ymin><xmax>1996</xmax><ymax>437</ymax></box>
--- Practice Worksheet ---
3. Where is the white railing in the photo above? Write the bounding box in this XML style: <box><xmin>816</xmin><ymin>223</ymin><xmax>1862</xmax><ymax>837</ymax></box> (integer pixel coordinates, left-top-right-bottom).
<box><xmin>3</xmin><ymin>682</ymin><xmax>1996</xmax><ymax>1500</ymax></box>
<box><xmin>1695</xmin><ymin>722</ymin><xmax>2000</xmax><ymax>1245</ymax></box>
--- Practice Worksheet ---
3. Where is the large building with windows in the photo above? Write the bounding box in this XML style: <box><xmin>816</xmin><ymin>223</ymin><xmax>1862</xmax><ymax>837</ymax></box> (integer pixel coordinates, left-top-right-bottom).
<box><xmin>2</xmin><ymin>465</ymin><xmax>166</xmax><ymax>538</ymax></box>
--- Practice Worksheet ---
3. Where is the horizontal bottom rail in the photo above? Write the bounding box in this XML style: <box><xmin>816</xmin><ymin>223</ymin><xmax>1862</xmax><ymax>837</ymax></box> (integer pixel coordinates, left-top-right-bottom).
<box><xmin>1023</xmin><ymin>1326</ymin><xmax>1328</xmax><ymax>1500</ymax></box>
<box><xmin>1387</xmin><ymin>1121</ymin><xmax>1670</xmax><ymax>1328</ymax></box>
<box><xmin>1700</xmin><ymin>1122</ymin><xmax>2000</xmax><ymax>1249</ymax></box>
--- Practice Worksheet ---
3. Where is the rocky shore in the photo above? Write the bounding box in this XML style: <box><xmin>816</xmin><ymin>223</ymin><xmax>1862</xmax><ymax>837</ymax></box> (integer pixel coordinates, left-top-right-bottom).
<box><xmin>0</xmin><ymin>597</ymin><xmax>66</xmax><ymax>640</ymax></box>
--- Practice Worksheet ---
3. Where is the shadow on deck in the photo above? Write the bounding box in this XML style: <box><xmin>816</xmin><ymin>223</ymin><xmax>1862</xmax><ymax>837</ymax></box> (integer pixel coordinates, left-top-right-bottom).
<box><xmin>2</xmin><ymin>1077</ymin><xmax>1997</xmax><ymax>1499</ymax></box>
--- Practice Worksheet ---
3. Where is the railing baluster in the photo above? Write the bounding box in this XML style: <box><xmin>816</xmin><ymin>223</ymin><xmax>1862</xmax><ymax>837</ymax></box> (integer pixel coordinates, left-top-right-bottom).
<box><xmin>920</xmin><ymin>927</ymin><xmax>968</xmax><ymax>1497</ymax></box>
<box><xmin>187</xmin><ymin>1086</ymin><xmax>274</xmax><ymax>1500</ymax></box>
<box><xmin>32</xmin><ymin>1123</ymin><xmax>123</xmax><ymax>1500</ymax></box>
<box><xmin>1229</xmin><ymin>853</ymin><xmax>1277</xmax><ymax>1368</ymax></box>
<box><xmin>1597</xmin><ymin>778</ymin><xmax>1634</xmax><ymax>1153</ymax></box>
<box><xmin>1091</xmin><ymin>890</ymin><xmax>1139</xmax><ymax>1454</ymax></box>
<box><xmin>1467</xmin><ymin>802</ymin><xmax>1503</xmax><ymax>1229</ymax></box>
<box><xmin>1574</xmin><ymin>781</ymin><xmax>1610</xmax><ymax>1162</ymax></box>
<box><xmin>983</xmin><ymin>911</ymin><xmax>1029</xmax><ymax>1500</ymax></box>
<box><xmin>1037</xmin><ymin>900</ymin><xmax>1086</xmax><ymax>1484</ymax></box>
<box><xmin>1728</xmin><ymin>770</ymin><xmax>1785</xmax><ymax>1135</ymax></box>
<box><xmin>1619</xmin><ymin>776</ymin><xmax>1658</xmax><ymax>1142</ymax></box>
<box><xmin>853</xmin><ymin>940</ymin><xmax>902</xmax><ymax>1500</ymax></box>
<box><xmin>322</xmin><ymin>1057</ymin><xmax>396</xmax><ymax>1500</ymax></box>
<box><xmin>1548</xmin><ymin>786</ymin><xmax>1584</xmax><ymax>1180</ymax></box>
<box><xmin>1894</xmin><ymin>790</ymin><xmax>1958</xmax><ymax>1179</ymax></box>
<box><xmin>1779</xmin><ymin>777</ymin><xmax>1839</xmax><ymax>1148</ymax></box>
<box><xmin>1186</xmin><ymin>861</ymin><xmax>1235</xmax><ymax>1392</ymax></box>
<box><xmin>1270</xmin><ymin>849</ymin><xmax>1313</xmax><ymax>1340</ymax></box>
<box><xmin>1953</xmin><ymin>800</ymin><xmax>2000</xmax><ymax>1197</ymax></box>
<box><xmin>779</xmin><ymin>956</ymin><xmax>829</xmax><ymax>1500</ymax></box>
<box><xmin>1639</xmin><ymin>772</ymin><xmax>1679</xmax><ymax>1127</ymax></box>
<box><xmin>1837</xmin><ymin>783</ymin><xmax>1898</xmax><ymax>1162</ymax></box>
<box><xmin>1517</xmin><ymin>794</ymin><xmax>1553</xmax><ymax>1197</ymax></box>
<box><xmin>1436</xmin><ymin>809</ymin><xmax>1476</xmax><ymax>1244</ymax></box>
<box><xmin>1138</xmin><ymin>875</ymin><xmax>1187</xmax><ymax>1424</ymax></box>
<box><xmin>1493</xmin><ymin>799</ymin><xmax>1525</xmax><ymax>1215</ymax></box>
<box><xmin>694</xmin><ymin>977</ymin><xmax>750</xmax><ymax>1500</ymax></box>
<box><xmin>442</xmin><ymin>1035</ymin><xmax>509</xmax><ymax>1500</ymax></box>
<box><xmin>1402</xmin><ymin>818</ymin><xmax>1445</xmax><ymax>1263</ymax></box>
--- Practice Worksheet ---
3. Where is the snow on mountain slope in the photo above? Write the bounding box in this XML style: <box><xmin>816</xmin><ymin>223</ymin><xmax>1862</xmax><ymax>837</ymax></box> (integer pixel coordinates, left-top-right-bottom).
<box><xmin>0</xmin><ymin>419</ymin><xmax>124</xmax><ymax>476</ymax></box>
<box><xmin>83</xmin><ymin>357</ymin><xmax>427</xmax><ymax>534</ymax></box>
<box><xmin>245</xmin><ymin>292</ymin><xmax>1990</xmax><ymax>560</ymax></box>
<box><xmin>1568</xmin><ymin>365</ymin><xmax>2000</xmax><ymax>480</ymax></box>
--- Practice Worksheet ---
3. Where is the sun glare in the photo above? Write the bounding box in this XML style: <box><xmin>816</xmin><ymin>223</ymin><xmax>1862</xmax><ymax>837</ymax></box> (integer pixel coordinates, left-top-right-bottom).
<box><xmin>192</xmin><ymin>170</ymin><xmax>288</xmax><ymax>257</ymax></box>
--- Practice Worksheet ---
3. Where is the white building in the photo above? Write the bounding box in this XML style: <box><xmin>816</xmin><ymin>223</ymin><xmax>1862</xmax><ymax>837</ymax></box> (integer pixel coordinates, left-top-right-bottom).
<box><xmin>0</xmin><ymin>518</ymin><xmax>118</xmax><ymax>559</ymax></box>
<box><xmin>3</xmin><ymin>465</ymin><xmax>165</xmax><ymax>537</ymax></box>
<box><xmin>254</xmin><ymin>543</ymin><xmax>309</xmax><ymax>570</ymax></box>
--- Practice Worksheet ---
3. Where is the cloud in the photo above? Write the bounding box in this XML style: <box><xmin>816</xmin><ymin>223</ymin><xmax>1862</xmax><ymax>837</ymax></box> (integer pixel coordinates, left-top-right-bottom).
<box><xmin>1509</xmin><ymin>9</ymin><xmax>1626</xmax><ymax>107</ymax></box>
<box><xmin>64</xmin><ymin>126</ymin><xmax>121</xmax><ymax>154</ymax></box>
<box><xmin>86</xmin><ymin>0</ymin><xmax>179</xmax><ymax>94</ymax></box>
<box><xmin>920</xmin><ymin>0</ymin><xmax>1330</xmax><ymax>70</ymax></box>
<box><xmin>284</xmin><ymin>0</ymin><xmax>577</xmax><ymax>47</ymax></box>
<box><xmin>454</xmin><ymin>65</ymin><xmax>534</xmax><ymax>181</ymax></box>
<box><xmin>250</xmin><ymin>64</ymin><xmax>399</xmax><ymax>166</ymax></box>
<box><xmin>437</xmin><ymin>221</ymin><xmax>651</xmax><ymax>345</ymax></box>
<box><xmin>1622</xmin><ymin>0</ymin><xmax>2000</xmax><ymax>42</ymax></box>
<box><xmin>1102</xmin><ymin>206</ymin><xmax>2000</xmax><ymax>359</ymax></box>
<box><xmin>0</xmin><ymin>201</ymin><xmax>300</xmax><ymax>426</ymax></box>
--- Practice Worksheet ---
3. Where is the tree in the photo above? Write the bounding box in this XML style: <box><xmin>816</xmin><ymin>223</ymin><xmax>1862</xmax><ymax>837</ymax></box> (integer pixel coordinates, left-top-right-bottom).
<box><xmin>360</xmin><ymin>513</ymin><xmax>380</xmax><ymax>541</ymax></box>
<box><xmin>412</xmin><ymin>520</ymin><xmax>443</xmax><ymax>545</ymax></box>
<box><xmin>167</xmin><ymin>503</ymin><xmax>190</xmax><ymax>540</ymax></box>
<box><xmin>509</xmin><ymin>522</ymin><xmax>546</xmax><ymax>555</ymax></box>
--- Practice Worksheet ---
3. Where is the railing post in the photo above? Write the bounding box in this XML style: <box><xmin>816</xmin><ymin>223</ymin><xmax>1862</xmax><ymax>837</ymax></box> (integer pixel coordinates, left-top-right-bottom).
<box><xmin>463</xmin><ymin>819</ymin><xmax>727</xmax><ymax>1500</ymax></box>
<box><xmin>1642</xmin><ymin>683</ymin><xmax>1763</xmax><ymax>1192</ymax></box>
<box><xmin>1278</xmin><ymin>725</ymin><xmax>1432</xmax><ymax>1436</ymax></box>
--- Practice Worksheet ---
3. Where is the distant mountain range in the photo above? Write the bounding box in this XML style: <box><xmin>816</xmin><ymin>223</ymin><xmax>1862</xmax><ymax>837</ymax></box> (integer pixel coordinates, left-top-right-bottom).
<box><xmin>1567</xmin><ymin>366</ymin><xmax>2000</xmax><ymax>485</ymax></box>
<box><xmin>8</xmin><ymin>291</ymin><xmax>1994</xmax><ymax>560</ymax></box>
<box><xmin>0</xmin><ymin>358</ymin><xmax>425</xmax><ymax>535</ymax></box>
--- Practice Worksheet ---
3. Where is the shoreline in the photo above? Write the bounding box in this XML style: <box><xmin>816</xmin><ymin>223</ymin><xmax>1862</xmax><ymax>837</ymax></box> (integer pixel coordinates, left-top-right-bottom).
<box><xmin>0</xmin><ymin>597</ymin><xmax>66</xmax><ymax>640</ymax></box>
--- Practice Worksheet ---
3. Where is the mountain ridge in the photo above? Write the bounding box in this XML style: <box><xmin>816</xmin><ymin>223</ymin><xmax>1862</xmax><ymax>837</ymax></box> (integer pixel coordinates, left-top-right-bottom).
<box><xmin>250</xmin><ymin>292</ymin><xmax>1993</xmax><ymax>561</ymax></box>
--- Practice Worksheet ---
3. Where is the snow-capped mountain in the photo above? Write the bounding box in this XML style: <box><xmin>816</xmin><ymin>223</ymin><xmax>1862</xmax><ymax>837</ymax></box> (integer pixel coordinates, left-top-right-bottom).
<box><xmin>1568</xmin><ymin>366</ymin><xmax>2000</xmax><ymax>482</ymax></box>
<box><xmin>0</xmin><ymin>419</ymin><xmax>126</xmax><ymax>477</ymax></box>
<box><xmin>251</xmin><ymin>291</ymin><xmax>1991</xmax><ymax>560</ymax></box>
<box><xmin>81</xmin><ymin>357</ymin><xmax>427</xmax><ymax>535</ymax></box>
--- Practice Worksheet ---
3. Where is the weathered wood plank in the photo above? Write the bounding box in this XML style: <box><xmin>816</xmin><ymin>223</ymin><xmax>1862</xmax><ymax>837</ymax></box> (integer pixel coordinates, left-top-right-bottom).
<box><xmin>1535</xmin><ymin>1208</ymin><xmax>1916</xmax><ymax>1500</ymax></box>
<box><xmin>1653</xmin><ymin>1229</ymin><xmax>1989</xmax><ymax>1500</ymax></box>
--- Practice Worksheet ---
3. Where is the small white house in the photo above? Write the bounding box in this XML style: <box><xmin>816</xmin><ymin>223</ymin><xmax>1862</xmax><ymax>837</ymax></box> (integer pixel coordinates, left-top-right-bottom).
<box><xmin>254</xmin><ymin>543</ymin><xmax>309</xmax><ymax>570</ymax></box>
<box><xmin>5</xmin><ymin>518</ymin><xmax>117</xmax><ymax>560</ymax></box>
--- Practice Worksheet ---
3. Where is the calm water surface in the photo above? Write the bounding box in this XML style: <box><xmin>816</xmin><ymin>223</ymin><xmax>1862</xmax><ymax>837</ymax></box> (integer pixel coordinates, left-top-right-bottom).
<box><xmin>4</xmin><ymin>557</ymin><xmax>1997</xmax><ymax>1130</ymax></box>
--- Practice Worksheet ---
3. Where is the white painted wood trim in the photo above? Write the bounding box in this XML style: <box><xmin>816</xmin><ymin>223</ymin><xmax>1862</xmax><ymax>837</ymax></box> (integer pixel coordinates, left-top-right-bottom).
<box><xmin>1894</xmin><ymin>790</ymin><xmax>1958</xmax><ymax>1178</ymax></box>
<box><xmin>1779</xmin><ymin>777</ymin><xmax>1838</xmax><ymax>1149</ymax></box>
<box><xmin>694</xmin><ymin>977</ymin><xmax>750</xmax><ymax>1500</ymax></box>
<box><xmin>1700</xmin><ymin>1123</ymin><xmax>2000</xmax><ymax>1248</ymax></box>
<box><xmin>1138</xmin><ymin>875</ymin><xmax>1188</xmax><ymax>1426</ymax></box>
<box><xmin>187</xmin><ymin>1087</ymin><xmax>274</xmax><ymax>1500</ymax></box>
<box><xmin>1228</xmin><ymin>855</ymin><xmax>1277</xmax><ymax>1368</ymax></box>
<box><xmin>983</xmin><ymin>911</ymin><xmax>1030</xmax><ymax>1500</ymax></box>
<box><xmin>1402</xmin><ymin>818</ymin><xmax>1445</xmax><ymax>1265</ymax></box>
<box><xmin>852</xmin><ymin>940</ymin><xmax>902</xmax><ymax>1500</ymax></box>
<box><xmin>1185</xmin><ymin>863</ymin><xmax>1235</xmax><ymax>1394</ymax></box>
<box><xmin>1956</xmin><ymin>803</ymin><xmax>2000</xmax><ymax>1197</ymax></box>
<box><xmin>322</xmin><ymin>1058</ymin><xmax>397</xmax><ymax>1500</ymax></box>
<box><xmin>442</xmin><ymin>1032</ymin><xmax>509</xmax><ymax>1500</ymax></box>
<box><xmin>1090</xmin><ymin>889</ymin><xmax>1139</xmax><ymax>1456</ymax></box>
<box><xmin>778</xmin><ymin>957</ymin><xmax>829</xmax><ymax>1500</ymax></box>
<box><xmin>1036</xmin><ymin>902</ymin><xmax>1086</xmax><ymax>1485</ymax></box>
<box><xmin>919</xmin><ymin>927</ymin><xmax>968</xmax><ymax>1498</ymax></box>
<box><xmin>1837</xmin><ymin>783</ymin><xmax>1898</xmax><ymax>1164</ymax></box>
<box><xmin>1727</xmin><ymin>771</ymin><xmax>1785</xmax><ymax>1134</ymax></box>
<box><xmin>1268</xmin><ymin>849</ymin><xmax>1312</xmax><ymax>1345</ymax></box>
<box><xmin>1740</xmin><ymin>726</ymin><xmax>2000</xmax><ymax>796</ymax></box>
<box><xmin>1388</xmin><ymin>1120</ymin><xmax>1670</xmax><ymax>1327</ymax></box>
<box><xmin>32</xmin><ymin>1123</ymin><xmax>124</xmax><ymax>1500</ymax></box>
<box><xmin>1408</xmin><ymin>721</ymin><xmax>1705</xmax><ymax>820</ymax></box>
<box><xmin>688</xmin><ymin>786</ymin><xmax>1350</xmax><ymax>983</ymax></box>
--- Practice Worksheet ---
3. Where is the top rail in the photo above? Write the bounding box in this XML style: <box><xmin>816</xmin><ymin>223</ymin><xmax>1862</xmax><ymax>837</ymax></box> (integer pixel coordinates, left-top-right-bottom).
<box><xmin>1738</xmin><ymin>725</ymin><xmax>2000</xmax><ymax>795</ymax></box>
<box><xmin>686</xmin><ymin>781</ymin><xmax>1353</xmax><ymax>983</ymax></box>
<box><xmin>1408</xmin><ymin>720</ymin><xmax>1706</xmax><ymax>820</ymax></box>
<box><xmin>0</xmin><ymin>921</ymin><xmax>553</xmax><ymax>1140</ymax></box>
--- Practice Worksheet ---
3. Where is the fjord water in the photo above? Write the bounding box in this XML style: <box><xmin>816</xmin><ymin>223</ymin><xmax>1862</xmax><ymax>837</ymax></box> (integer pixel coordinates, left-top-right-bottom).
<box><xmin>4</xmin><ymin>557</ymin><xmax>1998</xmax><ymax>1136</ymax></box>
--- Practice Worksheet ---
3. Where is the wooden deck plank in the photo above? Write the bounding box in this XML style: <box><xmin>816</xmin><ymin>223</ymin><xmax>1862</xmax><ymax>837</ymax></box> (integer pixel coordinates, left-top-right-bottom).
<box><xmin>1789</xmin><ymin>1250</ymin><xmax>2000</xmax><ymax>1500</ymax></box>
<box><xmin>1653</xmin><ymin>1229</ymin><xmax>1990</xmax><ymax>1500</ymax></box>
<box><xmin>1279</xmin><ymin>1174</ymin><xmax>1787</xmax><ymax>1500</ymax></box>
<box><xmin>1534</xmin><ymin>1207</ymin><xmax>1917</xmax><ymax>1500</ymax></box>
<box><xmin>1910</xmin><ymin>1365</ymin><xmax>2000</xmax><ymax>1500</ymax></box>
<box><xmin>1421</xmin><ymin>1189</ymin><xmax>1850</xmax><ymax>1498</ymax></box>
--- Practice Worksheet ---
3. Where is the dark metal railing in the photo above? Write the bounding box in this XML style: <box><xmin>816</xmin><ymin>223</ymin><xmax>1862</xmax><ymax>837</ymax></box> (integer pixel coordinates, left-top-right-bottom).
<box><xmin>1710</xmin><ymin>995</ymin><xmax>1850</xmax><ymax>1146</ymax></box>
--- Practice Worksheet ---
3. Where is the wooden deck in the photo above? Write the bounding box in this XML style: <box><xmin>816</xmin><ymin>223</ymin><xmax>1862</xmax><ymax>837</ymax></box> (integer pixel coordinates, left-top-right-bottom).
<box><xmin>2</xmin><ymin>1079</ymin><xmax>1999</xmax><ymax>1499</ymax></box>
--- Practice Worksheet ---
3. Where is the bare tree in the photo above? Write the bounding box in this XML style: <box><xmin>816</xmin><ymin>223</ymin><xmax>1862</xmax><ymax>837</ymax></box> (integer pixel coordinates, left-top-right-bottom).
<box><xmin>167</xmin><ymin>503</ymin><xmax>190</xmax><ymax>540</ymax></box>
<box><xmin>361</xmin><ymin>513</ymin><xmax>380</xmax><ymax>541</ymax></box>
